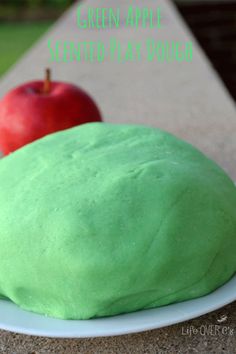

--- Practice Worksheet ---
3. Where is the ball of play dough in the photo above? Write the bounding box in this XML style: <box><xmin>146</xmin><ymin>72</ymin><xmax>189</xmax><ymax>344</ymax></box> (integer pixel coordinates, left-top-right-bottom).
<box><xmin>0</xmin><ymin>123</ymin><xmax>235</xmax><ymax>320</ymax></box>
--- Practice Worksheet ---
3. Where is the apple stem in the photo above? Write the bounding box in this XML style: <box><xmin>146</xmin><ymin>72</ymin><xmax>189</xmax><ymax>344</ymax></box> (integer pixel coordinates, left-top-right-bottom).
<box><xmin>43</xmin><ymin>68</ymin><xmax>51</xmax><ymax>94</ymax></box>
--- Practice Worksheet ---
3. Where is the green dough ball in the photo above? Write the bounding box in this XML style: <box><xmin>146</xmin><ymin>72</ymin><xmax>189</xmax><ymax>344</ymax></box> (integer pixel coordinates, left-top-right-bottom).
<box><xmin>0</xmin><ymin>123</ymin><xmax>235</xmax><ymax>320</ymax></box>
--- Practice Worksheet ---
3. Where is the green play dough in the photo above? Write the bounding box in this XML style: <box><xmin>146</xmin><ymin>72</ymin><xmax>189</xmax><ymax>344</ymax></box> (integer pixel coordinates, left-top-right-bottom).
<box><xmin>0</xmin><ymin>123</ymin><xmax>235</xmax><ymax>320</ymax></box>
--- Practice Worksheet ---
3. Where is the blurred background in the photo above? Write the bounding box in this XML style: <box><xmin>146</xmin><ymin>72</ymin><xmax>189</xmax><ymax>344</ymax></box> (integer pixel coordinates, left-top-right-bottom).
<box><xmin>0</xmin><ymin>0</ymin><xmax>75</xmax><ymax>76</ymax></box>
<box><xmin>0</xmin><ymin>0</ymin><xmax>235</xmax><ymax>100</ymax></box>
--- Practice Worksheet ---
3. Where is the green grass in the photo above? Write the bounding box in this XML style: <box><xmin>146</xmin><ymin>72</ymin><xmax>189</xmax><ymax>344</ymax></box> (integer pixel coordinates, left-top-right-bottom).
<box><xmin>0</xmin><ymin>21</ymin><xmax>53</xmax><ymax>77</ymax></box>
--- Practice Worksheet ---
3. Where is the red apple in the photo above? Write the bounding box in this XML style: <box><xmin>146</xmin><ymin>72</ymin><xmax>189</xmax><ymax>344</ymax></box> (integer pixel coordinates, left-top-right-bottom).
<box><xmin>0</xmin><ymin>69</ymin><xmax>102</xmax><ymax>155</ymax></box>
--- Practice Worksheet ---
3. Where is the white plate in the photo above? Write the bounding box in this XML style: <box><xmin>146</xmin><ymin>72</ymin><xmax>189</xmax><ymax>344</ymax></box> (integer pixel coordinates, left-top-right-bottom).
<box><xmin>0</xmin><ymin>274</ymin><xmax>235</xmax><ymax>338</ymax></box>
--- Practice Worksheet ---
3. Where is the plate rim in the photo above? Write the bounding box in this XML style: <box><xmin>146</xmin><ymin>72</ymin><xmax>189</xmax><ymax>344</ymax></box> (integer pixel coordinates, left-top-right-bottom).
<box><xmin>0</xmin><ymin>274</ymin><xmax>235</xmax><ymax>338</ymax></box>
